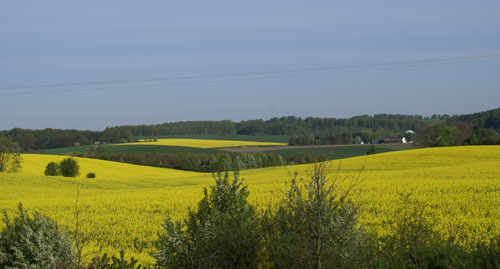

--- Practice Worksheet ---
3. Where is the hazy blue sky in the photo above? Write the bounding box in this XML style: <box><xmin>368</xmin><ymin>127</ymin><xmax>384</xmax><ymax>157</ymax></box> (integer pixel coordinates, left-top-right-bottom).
<box><xmin>1</xmin><ymin>0</ymin><xmax>499</xmax><ymax>130</ymax></box>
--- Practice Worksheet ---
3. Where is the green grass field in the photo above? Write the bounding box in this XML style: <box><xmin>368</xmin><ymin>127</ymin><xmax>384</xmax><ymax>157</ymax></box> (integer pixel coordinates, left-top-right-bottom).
<box><xmin>272</xmin><ymin>145</ymin><xmax>413</xmax><ymax>159</ymax></box>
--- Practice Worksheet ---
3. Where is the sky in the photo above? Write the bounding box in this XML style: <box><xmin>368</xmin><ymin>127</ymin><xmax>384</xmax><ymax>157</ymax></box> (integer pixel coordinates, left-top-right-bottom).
<box><xmin>1</xmin><ymin>0</ymin><xmax>499</xmax><ymax>130</ymax></box>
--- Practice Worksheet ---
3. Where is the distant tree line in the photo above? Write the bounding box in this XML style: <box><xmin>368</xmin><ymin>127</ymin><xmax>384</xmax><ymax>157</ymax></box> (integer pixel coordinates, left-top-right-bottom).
<box><xmin>288</xmin><ymin>128</ymin><xmax>418</xmax><ymax>145</ymax></box>
<box><xmin>418</xmin><ymin>122</ymin><xmax>500</xmax><ymax>147</ymax></box>
<box><xmin>0</xmin><ymin>128</ymin><xmax>134</xmax><ymax>151</ymax></box>
<box><xmin>111</xmin><ymin>114</ymin><xmax>433</xmax><ymax>137</ymax></box>
<box><xmin>447</xmin><ymin>107</ymin><xmax>500</xmax><ymax>130</ymax></box>
<box><xmin>416</xmin><ymin>108</ymin><xmax>500</xmax><ymax>147</ymax></box>
<box><xmin>2</xmin><ymin>108</ymin><xmax>499</xmax><ymax>151</ymax></box>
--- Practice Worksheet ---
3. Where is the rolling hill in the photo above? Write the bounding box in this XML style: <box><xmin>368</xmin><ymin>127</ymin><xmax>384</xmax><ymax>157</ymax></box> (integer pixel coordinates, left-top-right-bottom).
<box><xmin>1</xmin><ymin>146</ymin><xmax>500</xmax><ymax>265</ymax></box>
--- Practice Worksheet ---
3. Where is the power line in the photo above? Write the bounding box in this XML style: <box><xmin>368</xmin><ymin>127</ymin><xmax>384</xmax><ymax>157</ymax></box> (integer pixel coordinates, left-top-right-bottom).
<box><xmin>1</xmin><ymin>54</ymin><xmax>499</xmax><ymax>91</ymax></box>
<box><xmin>1</xmin><ymin>54</ymin><xmax>499</xmax><ymax>96</ymax></box>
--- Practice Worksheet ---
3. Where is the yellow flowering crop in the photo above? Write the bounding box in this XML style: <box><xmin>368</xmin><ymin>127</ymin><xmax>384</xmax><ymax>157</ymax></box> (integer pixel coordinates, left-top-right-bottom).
<box><xmin>119</xmin><ymin>138</ymin><xmax>287</xmax><ymax>148</ymax></box>
<box><xmin>1</xmin><ymin>146</ymin><xmax>500</xmax><ymax>265</ymax></box>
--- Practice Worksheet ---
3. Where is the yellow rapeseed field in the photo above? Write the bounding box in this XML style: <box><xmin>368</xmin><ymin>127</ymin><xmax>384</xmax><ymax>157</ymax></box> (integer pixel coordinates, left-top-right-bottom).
<box><xmin>1</xmin><ymin>146</ymin><xmax>500</xmax><ymax>265</ymax></box>
<box><xmin>119</xmin><ymin>138</ymin><xmax>287</xmax><ymax>148</ymax></box>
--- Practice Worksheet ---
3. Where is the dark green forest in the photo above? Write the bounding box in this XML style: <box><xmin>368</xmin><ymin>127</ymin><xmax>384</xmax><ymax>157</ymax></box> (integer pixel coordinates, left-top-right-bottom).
<box><xmin>2</xmin><ymin>108</ymin><xmax>499</xmax><ymax>151</ymax></box>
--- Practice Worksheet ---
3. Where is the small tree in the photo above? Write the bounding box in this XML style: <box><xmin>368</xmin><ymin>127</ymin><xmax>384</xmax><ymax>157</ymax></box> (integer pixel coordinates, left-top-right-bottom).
<box><xmin>0</xmin><ymin>204</ymin><xmax>75</xmax><ymax>268</ymax></box>
<box><xmin>59</xmin><ymin>157</ymin><xmax>80</xmax><ymax>177</ymax></box>
<box><xmin>262</xmin><ymin>162</ymin><xmax>370</xmax><ymax>268</ymax></box>
<box><xmin>0</xmin><ymin>137</ymin><xmax>22</xmax><ymax>173</ymax></box>
<box><xmin>366</xmin><ymin>145</ymin><xmax>376</xmax><ymax>155</ymax></box>
<box><xmin>44</xmin><ymin>161</ymin><xmax>60</xmax><ymax>176</ymax></box>
<box><xmin>154</xmin><ymin>172</ymin><xmax>262</xmax><ymax>268</ymax></box>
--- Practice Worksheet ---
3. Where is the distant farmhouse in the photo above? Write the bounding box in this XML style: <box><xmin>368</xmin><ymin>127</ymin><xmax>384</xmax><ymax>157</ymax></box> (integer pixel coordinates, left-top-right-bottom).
<box><xmin>371</xmin><ymin>137</ymin><xmax>407</xmax><ymax>144</ymax></box>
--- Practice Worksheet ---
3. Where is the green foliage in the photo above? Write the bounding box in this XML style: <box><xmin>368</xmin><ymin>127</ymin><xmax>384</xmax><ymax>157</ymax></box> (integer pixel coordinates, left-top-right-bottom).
<box><xmin>447</xmin><ymin>107</ymin><xmax>500</xmax><ymax>130</ymax></box>
<box><xmin>289</xmin><ymin>133</ymin><xmax>354</xmax><ymax>145</ymax></box>
<box><xmin>87</xmin><ymin>144</ymin><xmax>108</xmax><ymax>156</ymax></box>
<box><xmin>236</xmin><ymin>153</ymin><xmax>257</xmax><ymax>170</ymax></box>
<box><xmin>419</xmin><ymin>123</ymin><xmax>459</xmax><ymax>147</ymax></box>
<box><xmin>154</xmin><ymin>172</ymin><xmax>262</xmax><ymax>268</ymax></box>
<box><xmin>0</xmin><ymin>127</ymin><xmax>134</xmax><ymax>151</ymax></box>
<box><xmin>177</xmin><ymin>154</ymin><xmax>201</xmax><ymax>171</ymax></box>
<box><xmin>376</xmin><ymin>194</ymin><xmax>470</xmax><ymax>268</ymax></box>
<box><xmin>420</xmin><ymin>122</ymin><xmax>499</xmax><ymax>147</ymax></box>
<box><xmin>54</xmin><ymin>148</ymin><xmax>345</xmax><ymax>173</ymax></box>
<box><xmin>44</xmin><ymin>161</ymin><xmax>61</xmax><ymax>176</ymax></box>
<box><xmin>86</xmin><ymin>172</ymin><xmax>96</xmax><ymax>178</ymax></box>
<box><xmin>0</xmin><ymin>137</ymin><xmax>22</xmax><ymax>173</ymax></box>
<box><xmin>262</xmin><ymin>163</ymin><xmax>370</xmax><ymax>268</ymax></box>
<box><xmin>0</xmin><ymin>204</ymin><xmax>75</xmax><ymax>268</ymax></box>
<box><xmin>87</xmin><ymin>250</ymin><xmax>144</xmax><ymax>269</ymax></box>
<box><xmin>366</xmin><ymin>145</ymin><xmax>376</xmax><ymax>155</ymax></box>
<box><xmin>212</xmin><ymin>153</ymin><xmax>233</xmax><ymax>172</ymax></box>
<box><xmin>59</xmin><ymin>157</ymin><xmax>80</xmax><ymax>177</ymax></box>
<box><xmin>431</xmin><ymin>123</ymin><xmax>459</xmax><ymax>147</ymax></box>
<box><xmin>284</xmin><ymin>152</ymin><xmax>326</xmax><ymax>165</ymax></box>
<box><xmin>4</xmin><ymin>108</ymin><xmax>500</xmax><ymax>151</ymax></box>
<box><xmin>404</xmin><ymin>131</ymin><xmax>417</xmax><ymax>142</ymax></box>
<box><xmin>473</xmin><ymin>128</ymin><xmax>499</xmax><ymax>145</ymax></box>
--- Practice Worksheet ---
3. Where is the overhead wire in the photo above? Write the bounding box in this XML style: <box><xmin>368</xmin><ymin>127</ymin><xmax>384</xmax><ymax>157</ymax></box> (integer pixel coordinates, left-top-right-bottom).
<box><xmin>1</xmin><ymin>53</ymin><xmax>499</xmax><ymax>96</ymax></box>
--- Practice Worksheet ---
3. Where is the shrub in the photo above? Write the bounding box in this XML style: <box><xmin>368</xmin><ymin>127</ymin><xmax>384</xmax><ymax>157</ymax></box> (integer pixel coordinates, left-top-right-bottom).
<box><xmin>59</xmin><ymin>157</ymin><xmax>80</xmax><ymax>177</ymax></box>
<box><xmin>44</xmin><ymin>161</ymin><xmax>60</xmax><ymax>176</ymax></box>
<box><xmin>366</xmin><ymin>145</ymin><xmax>376</xmax><ymax>155</ymax></box>
<box><xmin>0</xmin><ymin>204</ymin><xmax>75</xmax><ymax>268</ymax></box>
<box><xmin>86</xmin><ymin>172</ymin><xmax>96</xmax><ymax>178</ymax></box>
<box><xmin>262</xmin><ymin>162</ymin><xmax>371</xmax><ymax>268</ymax></box>
<box><xmin>154</xmin><ymin>172</ymin><xmax>261</xmax><ymax>268</ymax></box>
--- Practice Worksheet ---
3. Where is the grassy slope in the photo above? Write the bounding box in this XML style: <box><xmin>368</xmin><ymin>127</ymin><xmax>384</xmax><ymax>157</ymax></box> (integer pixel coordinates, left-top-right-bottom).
<box><xmin>271</xmin><ymin>144</ymin><xmax>412</xmax><ymax>159</ymax></box>
<box><xmin>2</xmin><ymin>146</ymin><xmax>500</xmax><ymax>264</ymax></box>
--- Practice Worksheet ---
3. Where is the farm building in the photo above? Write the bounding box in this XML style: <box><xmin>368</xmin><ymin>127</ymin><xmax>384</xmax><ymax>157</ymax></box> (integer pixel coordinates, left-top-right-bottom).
<box><xmin>379</xmin><ymin>137</ymin><xmax>407</xmax><ymax>144</ymax></box>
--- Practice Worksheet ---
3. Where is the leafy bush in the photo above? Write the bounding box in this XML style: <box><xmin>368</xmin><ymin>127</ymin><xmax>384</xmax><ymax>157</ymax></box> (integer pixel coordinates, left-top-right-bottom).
<box><xmin>59</xmin><ymin>157</ymin><xmax>80</xmax><ymax>177</ymax></box>
<box><xmin>86</xmin><ymin>172</ymin><xmax>96</xmax><ymax>178</ymax></box>
<box><xmin>366</xmin><ymin>145</ymin><xmax>376</xmax><ymax>155</ymax></box>
<box><xmin>262</xmin><ymin>162</ymin><xmax>371</xmax><ymax>268</ymax></box>
<box><xmin>0</xmin><ymin>204</ymin><xmax>75</xmax><ymax>268</ymax></box>
<box><xmin>154</xmin><ymin>172</ymin><xmax>261</xmax><ymax>268</ymax></box>
<box><xmin>44</xmin><ymin>161</ymin><xmax>60</xmax><ymax>176</ymax></box>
